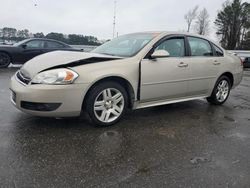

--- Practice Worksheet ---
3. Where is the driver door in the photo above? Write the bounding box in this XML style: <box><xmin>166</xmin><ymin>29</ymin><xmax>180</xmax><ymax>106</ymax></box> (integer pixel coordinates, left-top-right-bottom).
<box><xmin>140</xmin><ymin>37</ymin><xmax>189</xmax><ymax>101</ymax></box>
<box><xmin>21</xmin><ymin>40</ymin><xmax>45</xmax><ymax>63</ymax></box>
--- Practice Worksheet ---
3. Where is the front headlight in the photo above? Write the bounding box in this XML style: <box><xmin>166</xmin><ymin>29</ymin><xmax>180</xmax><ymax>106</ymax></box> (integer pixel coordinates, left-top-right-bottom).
<box><xmin>31</xmin><ymin>68</ymin><xmax>79</xmax><ymax>85</ymax></box>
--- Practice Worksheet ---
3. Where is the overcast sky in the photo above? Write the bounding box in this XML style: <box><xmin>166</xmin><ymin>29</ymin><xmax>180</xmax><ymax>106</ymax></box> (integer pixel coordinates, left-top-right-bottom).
<box><xmin>1</xmin><ymin>0</ymin><xmax>230</xmax><ymax>40</ymax></box>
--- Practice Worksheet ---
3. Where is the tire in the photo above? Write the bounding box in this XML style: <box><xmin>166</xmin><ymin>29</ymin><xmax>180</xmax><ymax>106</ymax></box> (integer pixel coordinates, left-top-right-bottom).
<box><xmin>85</xmin><ymin>81</ymin><xmax>128</xmax><ymax>127</ymax></box>
<box><xmin>0</xmin><ymin>52</ymin><xmax>11</xmax><ymax>68</ymax></box>
<box><xmin>207</xmin><ymin>76</ymin><xmax>231</xmax><ymax>105</ymax></box>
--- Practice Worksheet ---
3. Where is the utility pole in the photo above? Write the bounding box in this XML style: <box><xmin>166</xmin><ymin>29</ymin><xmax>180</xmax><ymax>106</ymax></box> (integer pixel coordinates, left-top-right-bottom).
<box><xmin>112</xmin><ymin>0</ymin><xmax>117</xmax><ymax>38</ymax></box>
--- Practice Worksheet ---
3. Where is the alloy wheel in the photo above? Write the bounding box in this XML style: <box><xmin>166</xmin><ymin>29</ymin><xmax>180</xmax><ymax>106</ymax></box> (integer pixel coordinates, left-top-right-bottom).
<box><xmin>0</xmin><ymin>53</ymin><xmax>10</xmax><ymax>68</ymax></box>
<box><xmin>216</xmin><ymin>80</ymin><xmax>229</xmax><ymax>102</ymax></box>
<box><xmin>93</xmin><ymin>88</ymin><xmax>125</xmax><ymax>123</ymax></box>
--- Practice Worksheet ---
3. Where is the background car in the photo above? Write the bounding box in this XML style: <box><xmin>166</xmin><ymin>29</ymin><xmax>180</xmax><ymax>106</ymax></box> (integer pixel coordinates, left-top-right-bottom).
<box><xmin>243</xmin><ymin>57</ymin><xmax>250</xmax><ymax>68</ymax></box>
<box><xmin>0</xmin><ymin>38</ymin><xmax>82</xmax><ymax>68</ymax></box>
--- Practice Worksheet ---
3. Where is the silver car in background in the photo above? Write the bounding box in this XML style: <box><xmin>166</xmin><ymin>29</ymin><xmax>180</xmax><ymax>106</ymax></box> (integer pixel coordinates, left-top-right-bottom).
<box><xmin>10</xmin><ymin>32</ymin><xmax>243</xmax><ymax>126</ymax></box>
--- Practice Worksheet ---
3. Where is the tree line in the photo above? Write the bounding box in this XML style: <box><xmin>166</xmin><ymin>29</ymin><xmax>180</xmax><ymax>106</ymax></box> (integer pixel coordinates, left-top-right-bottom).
<box><xmin>184</xmin><ymin>0</ymin><xmax>250</xmax><ymax>50</ymax></box>
<box><xmin>0</xmin><ymin>28</ymin><xmax>101</xmax><ymax>45</ymax></box>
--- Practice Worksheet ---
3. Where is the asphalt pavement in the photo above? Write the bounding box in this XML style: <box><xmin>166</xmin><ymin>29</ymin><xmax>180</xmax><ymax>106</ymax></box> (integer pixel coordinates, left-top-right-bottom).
<box><xmin>0</xmin><ymin>68</ymin><xmax>250</xmax><ymax>188</ymax></box>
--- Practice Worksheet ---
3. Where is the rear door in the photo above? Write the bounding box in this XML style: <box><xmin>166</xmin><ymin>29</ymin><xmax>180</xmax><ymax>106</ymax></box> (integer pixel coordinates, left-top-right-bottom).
<box><xmin>185</xmin><ymin>36</ymin><xmax>221</xmax><ymax>96</ymax></box>
<box><xmin>140</xmin><ymin>36</ymin><xmax>189</xmax><ymax>101</ymax></box>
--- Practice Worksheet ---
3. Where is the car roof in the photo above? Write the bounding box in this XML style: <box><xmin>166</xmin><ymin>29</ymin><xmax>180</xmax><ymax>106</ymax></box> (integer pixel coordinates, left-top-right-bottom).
<box><xmin>129</xmin><ymin>31</ymin><xmax>223</xmax><ymax>49</ymax></box>
<box><xmin>25</xmin><ymin>38</ymin><xmax>70</xmax><ymax>46</ymax></box>
<box><xmin>137</xmin><ymin>31</ymin><xmax>209</xmax><ymax>38</ymax></box>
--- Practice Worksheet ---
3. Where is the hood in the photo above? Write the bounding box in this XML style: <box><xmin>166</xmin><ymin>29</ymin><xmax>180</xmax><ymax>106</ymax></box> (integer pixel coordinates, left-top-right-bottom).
<box><xmin>21</xmin><ymin>51</ymin><xmax>122</xmax><ymax>78</ymax></box>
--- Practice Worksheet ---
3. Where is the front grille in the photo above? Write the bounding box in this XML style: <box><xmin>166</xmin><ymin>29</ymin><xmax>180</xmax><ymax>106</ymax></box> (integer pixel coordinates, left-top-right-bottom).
<box><xmin>16</xmin><ymin>71</ymin><xmax>31</xmax><ymax>85</ymax></box>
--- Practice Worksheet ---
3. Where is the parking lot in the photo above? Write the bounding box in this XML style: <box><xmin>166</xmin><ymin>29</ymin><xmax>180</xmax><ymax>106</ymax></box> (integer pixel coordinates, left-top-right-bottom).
<box><xmin>0</xmin><ymin>68</ymin><xmax>250</xmax><ymax>187</ymax></box>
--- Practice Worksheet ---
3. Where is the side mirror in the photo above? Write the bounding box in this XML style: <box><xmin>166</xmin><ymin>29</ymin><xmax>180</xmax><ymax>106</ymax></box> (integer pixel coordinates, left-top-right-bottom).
<box><xmin>151</xmin><ymin>50</ymin><xmax>170</xmax><ymax>59</ymax></box>
<box><xmin>21</xmin><ymin>44</ymin><xmax>27</xmax><ymax>49</ymax></box>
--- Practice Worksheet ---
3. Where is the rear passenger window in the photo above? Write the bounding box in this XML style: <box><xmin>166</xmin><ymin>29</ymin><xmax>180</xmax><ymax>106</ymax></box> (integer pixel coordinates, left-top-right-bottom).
<box><xmin>212</xmin><ymin>44</ymin><xmax>224</xmax><ymax>56</ymax></box>
<box><xmin>46</xmin><ymin>41</ymin><xmax>65</xmax><ymax>48</ymax></box>
<box><xmin>187</xmin><ymin>37</ymin><xmax>213</xmax><ymax>56</ymax></box>
<box><xmin>155</xmin><ymin>38</ymin><xmax>185</xmax><ymax>57</ymax></box>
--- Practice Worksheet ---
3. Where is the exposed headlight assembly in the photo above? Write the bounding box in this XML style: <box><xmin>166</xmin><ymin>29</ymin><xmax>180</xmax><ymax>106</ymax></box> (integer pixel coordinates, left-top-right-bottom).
<box><xmin>31</xmin><ymin>68</ymin><xmax>78</xmax><ymax>85</ymax></box>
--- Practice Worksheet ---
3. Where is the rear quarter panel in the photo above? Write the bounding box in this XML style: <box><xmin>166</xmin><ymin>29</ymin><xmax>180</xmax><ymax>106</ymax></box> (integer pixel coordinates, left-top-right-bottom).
<box><xmin>222</xmin><ymin>52</ymin><xmax>243</xmax><ymax>88</ymax></box>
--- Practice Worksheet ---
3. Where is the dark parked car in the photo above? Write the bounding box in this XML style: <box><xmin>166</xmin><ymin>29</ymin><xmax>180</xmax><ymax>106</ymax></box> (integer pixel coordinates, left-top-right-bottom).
<box><xmin>243</xmin><ymin>57</ymin><xmax>250</xmax><ymax>68</ymax></box>
<box><xmin>0</xmin><ymin>38</ymin><xmax>81</xmax><ymax>68</ymax></box>
<box><xmin>0</xmin><ymin>39</ymin><xmax>5</xmax><ymax>45</ymax></box>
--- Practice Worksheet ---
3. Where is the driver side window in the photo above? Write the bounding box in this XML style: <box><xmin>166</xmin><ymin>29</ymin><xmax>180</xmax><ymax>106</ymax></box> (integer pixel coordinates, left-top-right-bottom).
<box><xmin>25</xmin><ymin>40</ymin><xmax>44</xmax><ymax>48</ymax></box>
<box><xmin>155</xmin><ymin>38</ymin><xmax>185</xmax><ymax>57</ymax></box>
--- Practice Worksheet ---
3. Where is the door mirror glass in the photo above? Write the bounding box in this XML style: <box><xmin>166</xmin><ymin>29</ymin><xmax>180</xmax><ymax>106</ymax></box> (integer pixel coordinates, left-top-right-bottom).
<box><xmin>151</xmin><ymin>50</ymin><xmax>170</xmax><ymax>59</ymax></box>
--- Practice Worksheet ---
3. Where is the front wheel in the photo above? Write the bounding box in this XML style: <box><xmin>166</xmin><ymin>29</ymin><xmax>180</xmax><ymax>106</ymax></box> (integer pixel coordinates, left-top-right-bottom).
<box><xmin>207</xmin><ymin>76</ymin><xmax>231</xmax><ymax>105</ymax></box>
<box><xmin>85</xmin><ymin>81</ymin><xmax>128</xmax><ymax>127</ymax></box>
<box><xmin>0</xmin><ymin>52</ymin><xmax>11</xmax><ymax>68</ymax></box>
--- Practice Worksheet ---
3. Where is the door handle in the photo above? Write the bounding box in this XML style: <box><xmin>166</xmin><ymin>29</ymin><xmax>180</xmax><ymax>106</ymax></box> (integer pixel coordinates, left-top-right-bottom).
<box><xmin>213</xmin><ymin>61</ymin><xmax>221</xmax><ymax>65</ymax></box>
<box><xmin>178</xmin><ymin>62</ymin><xmax>188</xmax><ymax>68</ymax></box>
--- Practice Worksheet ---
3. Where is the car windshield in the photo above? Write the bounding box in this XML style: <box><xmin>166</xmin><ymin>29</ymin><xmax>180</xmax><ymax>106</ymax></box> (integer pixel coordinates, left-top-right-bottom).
<box><xmin>92</xmin><ymin>33</ymin><xmax>157</xmax><ymax>57</ymax></box>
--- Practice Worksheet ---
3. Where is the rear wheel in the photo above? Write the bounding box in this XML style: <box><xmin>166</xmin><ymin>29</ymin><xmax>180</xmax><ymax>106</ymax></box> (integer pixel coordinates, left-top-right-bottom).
<box><xmin>0</xmin><ymin>52</ymin><xmax>11</xmax><ymax>68</ymax></box>
<box><xmin>85</xmin><ymin>81</ymin><xmax>128</xmax><ymax>127</ymax></box>
<box><xmin>207</xmin><ymin>76</ymin><xmax>231</xmax><ymax>105</ymax></box>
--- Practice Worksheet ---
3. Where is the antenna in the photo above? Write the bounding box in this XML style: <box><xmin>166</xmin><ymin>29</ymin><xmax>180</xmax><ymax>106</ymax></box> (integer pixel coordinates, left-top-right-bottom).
<box><xmin>112</xmin><ymin>0</ymin><xmax>117</xmax><ymax>38</ymax></box>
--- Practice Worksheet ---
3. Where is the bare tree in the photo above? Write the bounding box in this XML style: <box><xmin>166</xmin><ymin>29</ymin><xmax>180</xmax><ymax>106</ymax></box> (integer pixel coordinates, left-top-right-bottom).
<box><xmin>184</xmin><ymin>5</ymin><xmax>199</xmax><ymax>32</ymax></box>
<box><xmin>195</xmin><ymin>8</ymin><xmax>210</xmax><ymax>35</ymax></box>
